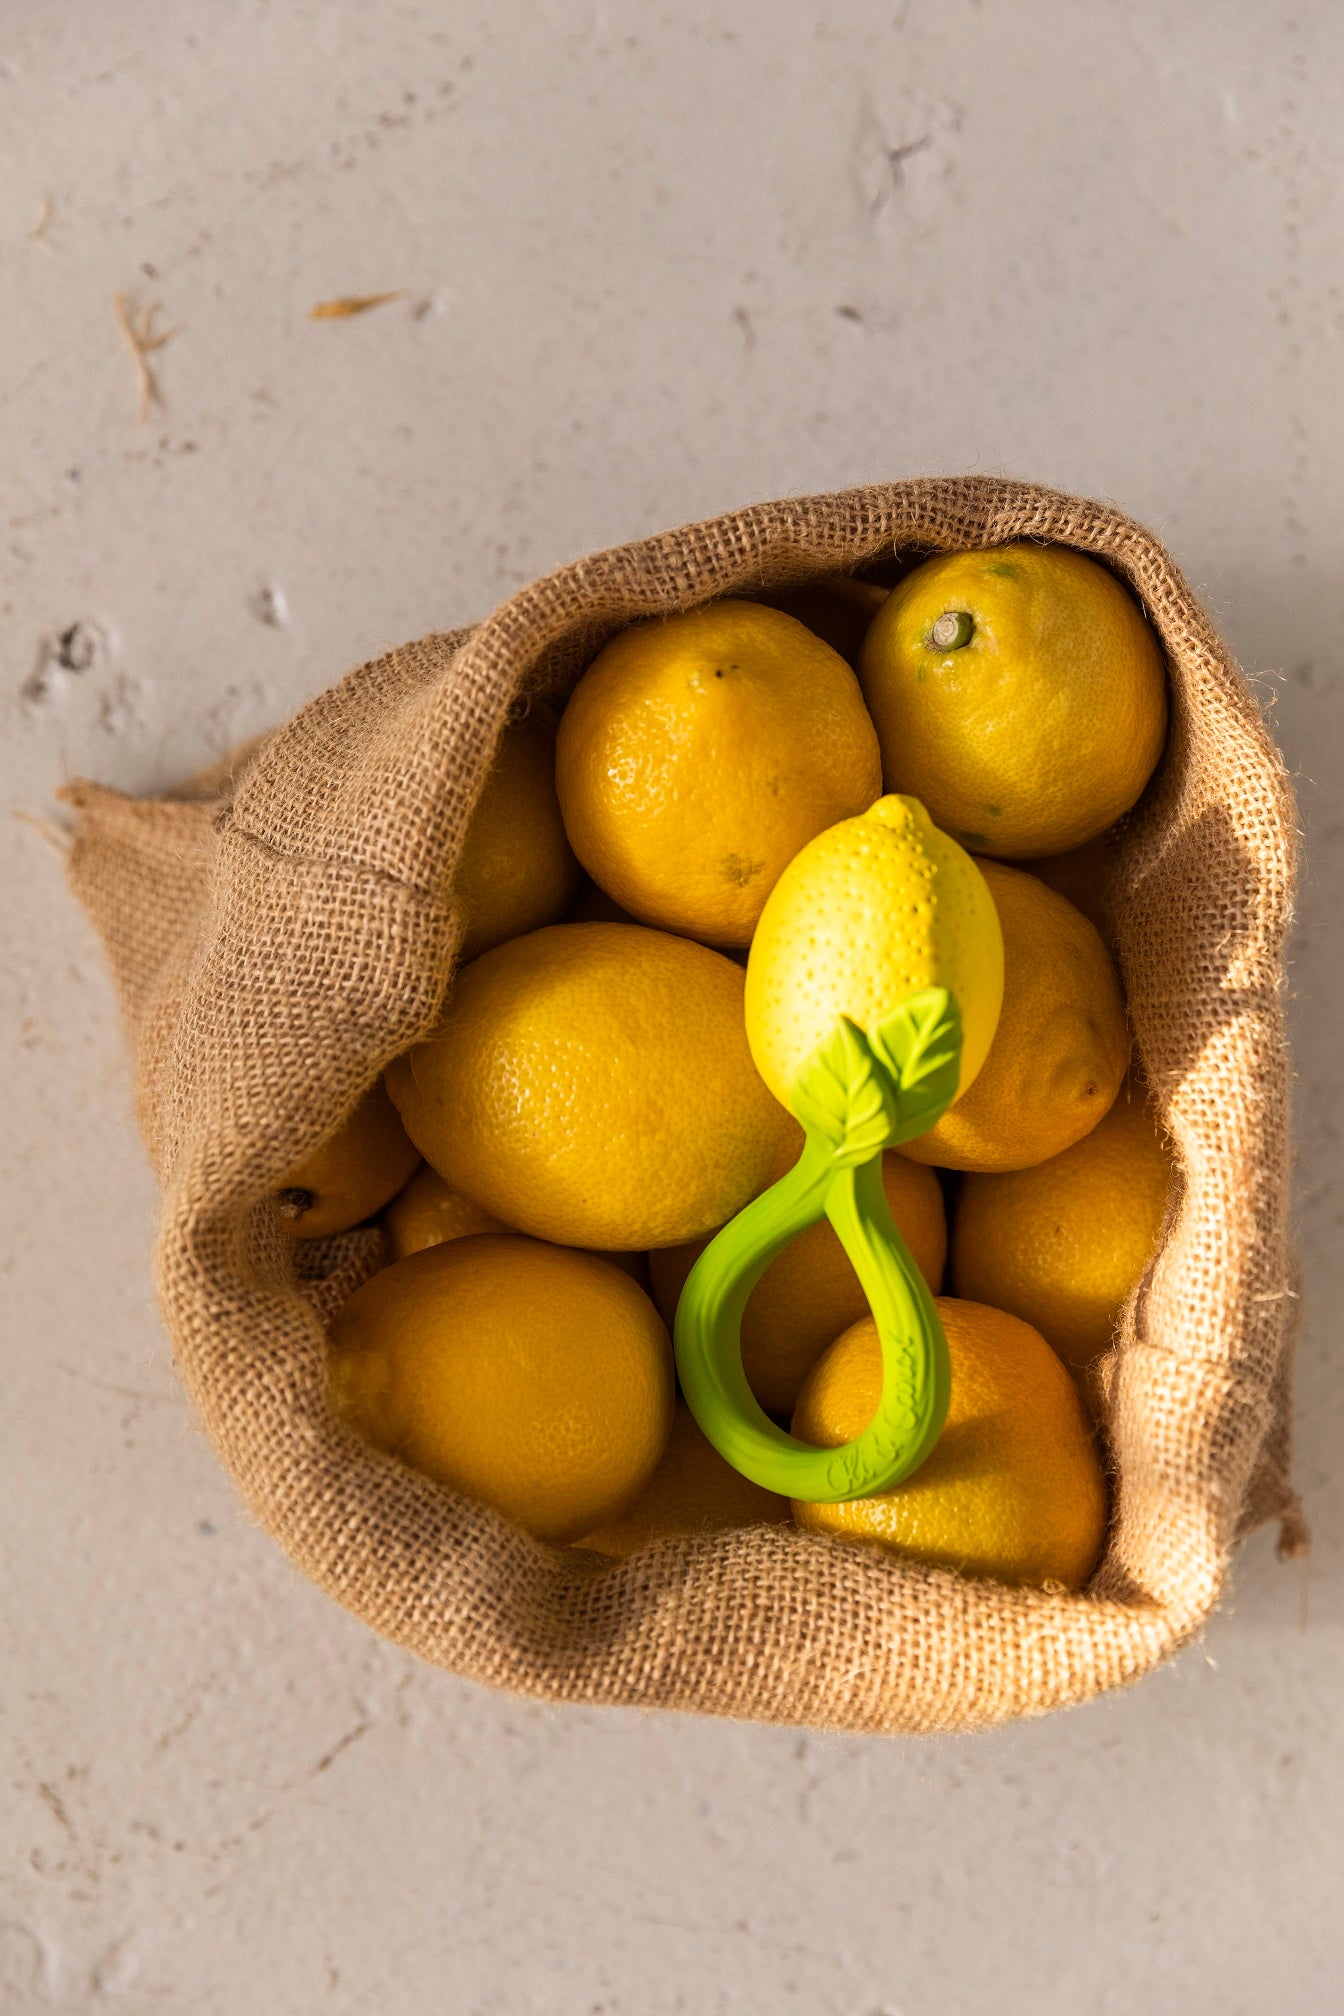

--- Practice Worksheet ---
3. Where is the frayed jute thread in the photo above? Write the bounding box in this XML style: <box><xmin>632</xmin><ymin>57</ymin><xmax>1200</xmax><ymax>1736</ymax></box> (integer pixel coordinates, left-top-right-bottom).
<box><xmin>112</xmin><ymin>293</ymin><xmax>178</xmax><ymax>423</ymax></box>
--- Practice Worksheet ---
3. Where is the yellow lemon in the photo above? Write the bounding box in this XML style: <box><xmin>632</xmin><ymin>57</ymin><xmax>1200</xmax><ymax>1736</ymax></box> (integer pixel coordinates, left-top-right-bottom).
<box><xmin>792</xmin><ymin>1297</ymin><xmax>1107</xmax><ymax>1590</ymax></box>
<box><xmin>1018</xmin><ymin>835</ymin><xmax>1113</xmax><ymax>948</ymax></box>
<box><xmin>744</xmin><ymin>794</ymin><xmax>1004</xmax><ymax>1110</ymax></box>
<box><xmin>761</xmin><ymin>575</ymin><xmax>888</xmax><ymax>667</ymax></box>
<box><xmin>578</xmin><ymin>1402</ymin><xmax>790</xmax><ymax>1556</ymax></box>
<box><xmin>383</xmin><ymin>1164</ymin><xmax>648</xmax><ymax>1284</ymax></box>
<box><xmin>649</xmin><ymin>1151</ymin><xmax>946</xmax><ymax>1416</ymax></box>
<box><xmin>387</xmin><ymin>922</ymin><xmax>797</xmax><ymax>1251</ymax></box>
<box><xmin>900</xmin><ymin>860</ymin><xmax>1129</xmax><ymax>1173</ymax></box>
<box><xmin>329</xmin><ymin>1236</ymin><xmax>673</xmax><ymax>1543</ymax></box>
<box><xmin>951</xmin><ymin>1081</ymin><xmax>1174</xmax><ymax>1372</ymax></box>
<box><xmin>384</xmin><ymin>1164</ymin><xmax>510</xmax><ymax>1260</ymax></box>
<box><xmin>859</xmin><ymin>543</ymin><xmax>1167</xmax><ymax>856</ymax></box>
<box><xmin>277</xmin><ymin>1079</ymin><xmax>421</xmax><ymax>1239</ymax></box>
<box><xmin>555</xmin><ymin>600</ymin><xmax>882</xmax><ymax>947</ymax></box>
<box><xmin>454</xmin><ymin>711</ymin><xmax>581</xmax><ymax>962</ymax></box>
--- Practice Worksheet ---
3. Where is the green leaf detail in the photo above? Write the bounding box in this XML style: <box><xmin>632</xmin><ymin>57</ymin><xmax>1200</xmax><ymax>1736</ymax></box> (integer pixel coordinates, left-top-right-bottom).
<box><xmin>790</xmin><ymin>1016</ymin><xmax>901</xmax><ymax>1165</ymax></box>
<box><xmin>868</xmin><ymin>987</ymin><xmax>963</xmax><ymax>1145</ymax></box>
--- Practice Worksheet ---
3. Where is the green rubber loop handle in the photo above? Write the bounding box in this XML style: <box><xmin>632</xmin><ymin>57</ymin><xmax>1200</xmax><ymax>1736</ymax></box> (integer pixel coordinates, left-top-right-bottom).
<box><xmin>674</xmin><ymin>988</ymin><xmax>962</xmax><ymax>1503</ymax></box>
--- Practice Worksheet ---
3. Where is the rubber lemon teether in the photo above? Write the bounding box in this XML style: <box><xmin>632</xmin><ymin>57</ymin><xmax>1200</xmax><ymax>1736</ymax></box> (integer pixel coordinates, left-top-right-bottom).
<box><xmin>673</xmin><ymin>796</ymin><xmax>1004</xmax><ymax>1503</ymax></box>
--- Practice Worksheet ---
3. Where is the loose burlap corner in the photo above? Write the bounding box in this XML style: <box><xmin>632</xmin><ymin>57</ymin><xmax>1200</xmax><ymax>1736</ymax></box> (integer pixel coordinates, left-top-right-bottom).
<box><xmin>63</xmin><ymin>477</ymin><xmax>1303</xmax><ymax>1734</ymax></box>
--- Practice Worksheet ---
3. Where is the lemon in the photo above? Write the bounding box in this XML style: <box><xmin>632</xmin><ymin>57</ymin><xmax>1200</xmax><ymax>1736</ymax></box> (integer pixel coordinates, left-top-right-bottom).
<box><xmin>329</xmin><ymin>1235</ymin><xmax>673</xmax><ymax>1542</ymax></box>
<box><xmin>792</xmin><ymin>1297</ymin><xmax>1107</xmax><ymax>1589</ymax></box>
<box><xmin>578</xmin><ymin>1402</ymin><xmax>790</xmax><ymax>1556</ymax></box>
<box><xmin>1018</xmin><ymin>835</ymin><xmax>1113</xmax><ymax>947</ymax></box>
<box><xmin>387</xmin><ymin>922</ymin><xmax>798</xmax><ymax>1251</ymax></box>
<box><xmin>744</xmin><ymin>794</ymin><xmax>1003</xmax><ymax>1110</ymax></box>
<box><xmin>951</xmin><ymin>1081</ymin><xmax>1173</xmax><ymax>1372</ymax></box>
<box><xmin>384</xmin><ymin>1164</ymin><xmax>509</xmax><ymax>1261</ymax></box>
<box><xmin>649</xmin><ymin>1150</ymin><xmax>946</xmax><ymax>1416</ymax></box>
<box><xmin>454</xmin><ymin>711</ymin><xmax>580</xmax><ymax>962</ymax></box>
<box><xmin>761</xmin><ymin>575</ymin><xmax>888</xmax><ymax>667</ymax></box>
<box><xmin>859</xmin><ymin>543</ymin><xmax>1167</xmax><ymax>856</ymax></box>
<box><xmin>277</xmin><ymin>1079</ymin><xmax>421</xmax><ymax>1239</ymax></box>
<box><xmin>555</xmin><ymin>600</ymin><xmax>882</xmax><ymax>947</ymax></box>
<box><xmin>382</xmin><ymin>1165</ymin><xmax>651</xmax><ymax>1290</ymax></box>
<box><xmin>900</xmin><ymin>860</ymin><xmax>1129</xmax><ymax>1173</ymax></box>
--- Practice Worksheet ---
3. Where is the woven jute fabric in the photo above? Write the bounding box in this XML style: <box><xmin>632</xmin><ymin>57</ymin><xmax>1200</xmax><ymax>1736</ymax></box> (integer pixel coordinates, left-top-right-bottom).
<box><xmin>64</xmin><ymin>477</ymin><xmax>1302</xmax><ymax>1734</ymax></box>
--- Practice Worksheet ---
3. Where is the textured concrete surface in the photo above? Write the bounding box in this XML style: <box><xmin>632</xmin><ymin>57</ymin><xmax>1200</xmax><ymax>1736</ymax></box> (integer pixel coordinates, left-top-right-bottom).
<box><xmin>3</xmin><ymin>5</ymin><xmax>1343</xmax><ymax>2012</ymax></box>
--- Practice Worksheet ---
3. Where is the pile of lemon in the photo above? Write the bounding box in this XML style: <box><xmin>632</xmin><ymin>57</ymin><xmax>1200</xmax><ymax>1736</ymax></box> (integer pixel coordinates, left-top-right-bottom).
<box><xmin>282</xmin><ymin>544</ymin><xmax>1172</xmax><ymax>1594</ymax></box>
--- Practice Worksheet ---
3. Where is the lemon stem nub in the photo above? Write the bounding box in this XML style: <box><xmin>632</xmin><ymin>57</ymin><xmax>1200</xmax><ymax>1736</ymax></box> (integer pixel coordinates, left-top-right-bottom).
<box><xmin>278</xmin><ymin>1187</ymin><xmax>314</xmax><ymax>1221</ymax></box>
<box><xmin>931</xmin><ymin>610</ymin><xmax>974</xmax><ymax>651</ymax></box>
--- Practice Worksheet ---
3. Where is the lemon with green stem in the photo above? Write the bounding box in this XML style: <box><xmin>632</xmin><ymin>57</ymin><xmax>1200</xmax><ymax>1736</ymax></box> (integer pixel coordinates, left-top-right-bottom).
<box><xmin>744</xmin><ymin>795</ymin><xmax>1003</xmax><ymax>1107</ymax></box>
<box><xmin>673</xmin><ymin>795</ymin><xmax>1004</xmax><ymax>1504</ymax></box>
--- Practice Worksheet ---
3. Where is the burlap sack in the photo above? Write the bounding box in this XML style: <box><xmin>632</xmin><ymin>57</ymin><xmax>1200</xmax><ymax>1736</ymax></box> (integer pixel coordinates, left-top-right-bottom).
<box><xmin>64</xmin><ymin>477</ymin><xmax>1303</xmax><ymax>1734</ymax></box>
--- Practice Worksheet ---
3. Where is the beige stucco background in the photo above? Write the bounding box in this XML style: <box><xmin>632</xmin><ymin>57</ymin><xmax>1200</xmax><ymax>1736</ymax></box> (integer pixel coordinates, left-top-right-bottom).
<box><xmin>3</xmin><ymin>4</ymin><xmax>1342</xmax><ymax>2011</ymax></box>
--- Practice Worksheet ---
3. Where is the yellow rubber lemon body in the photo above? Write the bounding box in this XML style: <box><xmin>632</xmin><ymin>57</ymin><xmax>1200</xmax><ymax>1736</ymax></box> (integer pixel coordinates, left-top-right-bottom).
<box><xmin>744</xmin><ymin>794</ymin><xmax>1004</xmax><ymax>1110</ymax></box>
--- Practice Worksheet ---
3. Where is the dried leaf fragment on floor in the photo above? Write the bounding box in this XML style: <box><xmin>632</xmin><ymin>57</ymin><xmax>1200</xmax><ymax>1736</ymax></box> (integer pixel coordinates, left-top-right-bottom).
<box><xmin>308</xmin><ymin>291</ymin><xmax>405</xmax><ymax>320</ymax></box>
<box><xmin>29</xmin><ymin>195</ymin><xmax>57</xmax><ymax>252</ymax></box>
<box><xmin>112</xmin><ymin>293</ymin><xmax>179</xmax><ymax>423</ymax></box>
